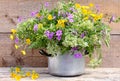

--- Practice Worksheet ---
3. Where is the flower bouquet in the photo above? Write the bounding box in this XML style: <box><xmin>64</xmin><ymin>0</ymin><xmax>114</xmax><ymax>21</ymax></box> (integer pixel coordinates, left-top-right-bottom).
<box><xmin>10</xmin><ymin>1</ymin><xmax>120</xmax><ymax>76</ymax></box>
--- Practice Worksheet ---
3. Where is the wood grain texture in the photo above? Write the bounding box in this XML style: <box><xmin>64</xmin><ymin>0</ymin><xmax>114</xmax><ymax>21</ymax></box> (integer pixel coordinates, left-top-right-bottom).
<box><xmin>0</xmin><ymin>68</ymin><xmax>120</xmax><ymax>81</ymax></box>
<box><xmin>0</xmin><ymin>0</ymin><xmax>120</xmax><ymax>33</ymax></box>
<box><xmin>0</xmin><ymin>34</ymin><xmax>120</xmax><ymax>67</ymax></box>
<box><xmin>0</xmin><ymin>0</ymin><xmax>120</xmax><ymax>67</ymax></box>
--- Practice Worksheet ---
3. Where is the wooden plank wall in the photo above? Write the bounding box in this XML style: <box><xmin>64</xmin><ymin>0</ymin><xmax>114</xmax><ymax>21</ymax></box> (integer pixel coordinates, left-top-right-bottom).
<box><xmin>0</xmin><ymin>0</ymin><xmax>120</xmax><ymax>67</ymax></box>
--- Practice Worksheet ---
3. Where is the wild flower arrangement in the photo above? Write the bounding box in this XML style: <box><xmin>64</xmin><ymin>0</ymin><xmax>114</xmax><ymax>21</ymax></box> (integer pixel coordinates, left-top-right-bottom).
<box><xmin>10</xmin><ymin>1</ymin><xmax>119</xmax><ymax>68</ymax></box>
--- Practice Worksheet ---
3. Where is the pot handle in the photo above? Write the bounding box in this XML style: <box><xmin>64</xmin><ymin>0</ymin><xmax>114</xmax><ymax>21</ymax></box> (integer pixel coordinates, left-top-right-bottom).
<box><xmin>39</xmin><ymin>49</ymin><xmax>52</xmax><ymax>57</ymax></box>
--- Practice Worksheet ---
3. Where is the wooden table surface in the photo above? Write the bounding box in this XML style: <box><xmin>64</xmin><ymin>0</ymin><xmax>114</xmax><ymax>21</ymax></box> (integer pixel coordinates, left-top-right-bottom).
<box><xmin>0</xmin><ymin>68</ymin><xmax>120</xmax><ymax>81</ymax></box>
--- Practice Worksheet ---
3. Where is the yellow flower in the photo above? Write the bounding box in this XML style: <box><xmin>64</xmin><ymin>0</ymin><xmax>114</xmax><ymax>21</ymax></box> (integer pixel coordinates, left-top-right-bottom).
<box><xmin>38</xmin><ymin>23</ymin><xmax>43</xmax><ymax>29</ymax></box>
<box><xmin>81</xmin><ymin>6</ymin><xmax>90</xmax><ymax>9</ymax></box>
<box><xmin>26</xmin><ymin>71</ymin><xmax>31</xmax><ymax>77</ymax></box>
<box><xmin>10</xmin><ymin>35</ymin><xmax>14</xmax><ymax>40</ymax></box>
<box><xmin>31</xmin><ymin>73</ymin><xmax>39</xmax><ymax>80</ymax></box>
<box><xmin>93</xmin><ymin>13</ymin><xmax>103</xmax><ymax>21</ymax></box>
<box><xmin>84</xmin><ymin>16</ymin><xmax>89</xmax><ymax>20</ymax></box>
<box><xmin>99</xmin><ymin>13</ymin><xmax>103</xmax><ymax>18</ymax></box>
<box><xmin>36</xmin><ymin>13</ymin><xmax>41</xmax><ymax>18</ymax></box>
<box><xmin>47</xmin><ymin>14</ymin><xmax>53</xmax><ymax>20</ymax></box>
<box><xmin>57</xmin><ymin>19</ymin><xmax>66</xmax><ymax>28</ymax></box>
<box><xmin>15</xmin><ymin>75</ymin><xmax>21</xmax><ymax>81</ymax></box>
<box><xmin>21</xmin><ymin>50</ymin><xmax>26</xmax><ymax>55</ymax></box>
<box><xmin>26</xmin><ymin>38</ymin><xmax>31</xmax><ymax>45</ymax></box>
<box><xmin>15</xmin><ymin>67</ymin><xmax>21</xmax><ymax>73</ymax></box>
<box><xmin>15</xmin><ymin>44</ymin><xmax>19</xmax><ymax>49</ymax></box>
<box><xmin>90</xmin><ymin>14</ymin><xmax>96</xmax><ymax>17</ymax></box>
<box><xmin>75</xmin><ymin>3</ymin><xmax>81</xmax><ymax>8</ymax></box>
<box><xmin>11</xmin><ymin>29</ymin><xmax>16</xmax><ymax>34</ymax></box>
<box><xmin>10</xmin><ymin>72</ymin><xmax>17</xmax><ymax>78</ymax></box>
<box><xmin>82</xmin><ymin>9</ymin><xmax>88</xmax><ymax>15</ymax></box>
<box><xmin>89</xmin><ymin>3</ymin><xmax>94</xmax><ymax>7</ymax></box>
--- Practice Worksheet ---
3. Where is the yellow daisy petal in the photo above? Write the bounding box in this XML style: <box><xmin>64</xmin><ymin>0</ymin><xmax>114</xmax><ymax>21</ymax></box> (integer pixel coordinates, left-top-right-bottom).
<box><xmin>15</xmin><ymin>75</ymin><xmax>21</xmax><ymax>81</ymax></box>
<box><xmin>26</xmin><ymin>38</ymin><xmax>31</xmax><ymax>45</ymax></box>
<box><xmin>15</xmin><ymin>67</ymin><xmax>21</xmax><ymax>73</ymax></box>
<box><xmin>11</xmin><ymin>29</ymin><xmax>16</xmax><ymax>34</ymax></box>
<box><xmin>26</xmin><ymin>72</ymin><xmax>31</xmax><ymax>77</ymax></box>
<box><xmin>89</xmin><ymin>3</ymin><xmax>94</xmax><ymax>7</ymax></box>
<box><xmin>47</xmin><ymin>14</ymin><xmax>53</xmax><ymax>20</ymax></box>
<box><xmin>75</xmin><ymin>3</ymin><xmax>81</xmax><ymax>8</ymax></box>
<box><xmin>15</xmin><ymin>44</ymin><xmax>19</xmax><ymax>49</ymax></box>
<box><xmin>21</xmin><ymin>50</ymin><xmax>26</xmax><ymax>55</ymax></box>
<box><xmin>10</xmin><ymin>35</ymin><xmax>14</xmax><ymax>40</ymax></box>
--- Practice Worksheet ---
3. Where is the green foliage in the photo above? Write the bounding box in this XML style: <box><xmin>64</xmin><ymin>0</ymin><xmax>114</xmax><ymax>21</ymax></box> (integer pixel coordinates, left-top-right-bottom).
<box><xmin>14</xmin><ymin>1</ymin><xmax>113</xmax><ymax>67</ymax></box>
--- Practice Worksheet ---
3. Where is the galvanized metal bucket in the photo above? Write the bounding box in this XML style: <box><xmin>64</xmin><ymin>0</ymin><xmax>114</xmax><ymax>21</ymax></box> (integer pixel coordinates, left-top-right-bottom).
<box><xmin>48</xmin><ymin>51</ymin><xmax>85</xmax><ymax>76</ymax></box>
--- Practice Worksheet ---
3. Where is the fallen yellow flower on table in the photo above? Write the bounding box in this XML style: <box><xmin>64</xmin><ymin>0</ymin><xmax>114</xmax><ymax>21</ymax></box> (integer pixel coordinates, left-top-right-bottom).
<box><xmin>15</xmin><ymin>75</ymin><xmax>21</xmax><ymax>81</ymax></box>
<box><xmin>15</xmin><ymin>67</ymin><xmax>21</xmax><ymax>73</ymax></box>
<box><xmin>21</xmin><ymin>50</ymin><xmax>26</xmax><ymax>55</ymax></box>
<box><xmin>26</xmin><ymin>71</ymin><xmax>31</xmax><ymax>77</ymax></box>
<box><xmin>31</xmin><ymin>72</ymin><xmax>39</xmax><ymax>80</ymax></box>
<box><xmin>11</xmin><ymin>72</ymin><xmax>17</xmax><ymax>78</ymax></box>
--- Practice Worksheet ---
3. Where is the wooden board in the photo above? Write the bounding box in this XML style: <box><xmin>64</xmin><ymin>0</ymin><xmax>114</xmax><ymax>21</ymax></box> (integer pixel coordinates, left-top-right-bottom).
<box><xmin>0</xmin><ymin>34</ymin><xmax>120</xmax><ymax>67</ymax></box>
<box><xmin>0</xmin><ymin>68</ymin><xmax>120</xmax><ymax>81</ymax></box>
<box><xmin>0</xmin><ymin>0</ymin><xmax>120</xmax><ymax>34</ymax></box>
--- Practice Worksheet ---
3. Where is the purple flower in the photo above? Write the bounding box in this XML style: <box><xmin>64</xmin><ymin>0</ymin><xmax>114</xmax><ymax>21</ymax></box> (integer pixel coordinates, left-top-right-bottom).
<box><xmin>109</xmin><ymin>15</ymin><xmax>115</xmax><ymax>23</ymax></box>
<box><xmin>45</xmin><ymin>30</ymin><xmax>54</xmax><ymax>40</ymax></box>
<box><xmin>31</xmin><ymin>11</ymin><xmax>38</xmax><ymax>17</ymax></box>
<box><xmin>71</xmin><ymin>47</ymin><xmax>78</xmax><ymax>51</ymax></box>
<box><xmin>68</xmin><ymin>13</ymin><xmax>74</xmax><ymax>19</ymax></box>
<box><xmin>15</xmin><ymin>37</ymin><xmax>19</xmax><ymax>43</ymax></box>
<box><xmin>56</xmin><ymin>30</ymin><xmax>62</xmax><ymax>36</ymax></box>
<box><xmin>69</xmin><ymin>19</ymin><xmax>74</xmax><ymax>22</ymax></box>
<box><xmin>18</xmin><ymin>17</ymin><xmax>22</xmax><ymax>22</ymax></box>
<box><xmin>44</xmin><ymin>2</ymin><xmax>49</xmax><ymax>7</ymax></box>
<box><xmin>45</xmin><ymin>30</ymin><xmax>50</xmax><ymax>36</ymax></box>
<box><xmin>33</xmin><ymin>24</ymin><xmax>38</xmax><ymax>32</ymax></box>
<box><xmin>48</xmin><ymin>32</ymin><xmax>54</xmax><ymax>39</ymax></box>
<box><xmin>57</xmin><ymin>36</ymin><xmax>62</xmax><ymax>41</ymax></box>
<box><xmin>70</xmin><ymin>7</ymin><xmax>76</xmax><ymax>12</ymax></box>
<box><xmin>74</xmin><ymin>53</ymin><xmax>82</xmax><ymax>58</ymax></box>
<box><xmin>80</xmin><ymin>33</ymin><xmax>85</xmax><ymax>38</ymax></box>
<box><xmin>96</xmin><ymin>4</ymin><xmax>100</xmax><ymax>13</ymax></box>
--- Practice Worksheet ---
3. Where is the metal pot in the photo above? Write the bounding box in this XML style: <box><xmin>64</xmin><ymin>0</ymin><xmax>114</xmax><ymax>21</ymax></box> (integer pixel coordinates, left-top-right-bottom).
<box><xmin>48</xmin><ymin>51</ymin><xmax>85</xmax><ymax>76</ymax></box>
